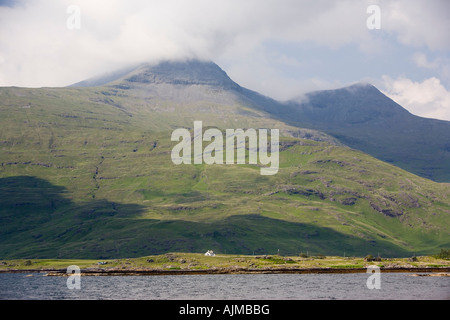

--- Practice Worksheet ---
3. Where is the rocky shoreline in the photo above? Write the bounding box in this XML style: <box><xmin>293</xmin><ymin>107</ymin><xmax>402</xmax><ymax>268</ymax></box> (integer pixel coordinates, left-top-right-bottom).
<box><xmin>2</xmin><ymin>266</ymin><xmax>450</xmax><ymax>276</ymax></box>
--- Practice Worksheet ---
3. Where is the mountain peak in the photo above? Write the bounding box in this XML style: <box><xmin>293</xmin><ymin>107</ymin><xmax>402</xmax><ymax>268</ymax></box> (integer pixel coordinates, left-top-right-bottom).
<box><xmin>126</xmin><ymin>59</ymin><xmax>239</xmax><ymax>89</ymax></box>
<box><xmin>298</xmin><ymin>81</ymin><xmax>411</xmax><ymax>121</ymax></box>
<box><xmin>71</xmin><ymin>59</ymin><xmax>241</xmax><ymax>90</ymax></box>
<box><xmin>305</xmin><ymin>82</ymin><xmax>381</xmax><ymax>98</ymax></box>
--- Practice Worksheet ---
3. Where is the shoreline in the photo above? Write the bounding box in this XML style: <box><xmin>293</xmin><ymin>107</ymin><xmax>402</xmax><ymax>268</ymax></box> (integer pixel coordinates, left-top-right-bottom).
<box><xmin>2</xmin><ymin>266</ymin><xmax>450</xmax><ymax>276</ymax></box>
<box><xmin>2</xmin><ymin>253</ymin><xmax>449</xmax><ymax>276</ymax></box>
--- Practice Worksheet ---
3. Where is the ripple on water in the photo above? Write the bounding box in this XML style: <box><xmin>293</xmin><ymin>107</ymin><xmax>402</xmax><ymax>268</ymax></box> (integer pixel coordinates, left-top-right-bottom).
<box><xmin>0</xmin><ymin>273</ymin><xmax>449</xmax><ymax>300</ymax></box>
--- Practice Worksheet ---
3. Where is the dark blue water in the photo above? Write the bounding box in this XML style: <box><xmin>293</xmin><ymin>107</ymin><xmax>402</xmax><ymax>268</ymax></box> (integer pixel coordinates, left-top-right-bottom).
<box><xmin>0</xmin><ymin>273</ymin><xmax>449</xmax><ymax>300</ymax></box>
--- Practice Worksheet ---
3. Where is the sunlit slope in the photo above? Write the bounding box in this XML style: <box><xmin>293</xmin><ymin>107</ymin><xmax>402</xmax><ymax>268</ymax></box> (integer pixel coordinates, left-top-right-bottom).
<box><xmin>0</xmin><ymin>84</ymin><xmax>449</xmax><ymax>259</ymax></box>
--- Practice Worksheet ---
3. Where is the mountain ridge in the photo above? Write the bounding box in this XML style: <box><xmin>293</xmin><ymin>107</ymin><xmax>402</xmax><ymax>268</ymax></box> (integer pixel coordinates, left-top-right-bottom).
<box><xmin>71</xmin><ymin>59</ymin><xmax>242</xmax><ymax>90</ymax></box>
<box><xmin>280</xmin><ymin>82</ymin><xmax>450</xmax><ymax>182</ymax></box>
<box><xmin>0</xmin><ymin>59</ymin><xmax>449</xmax><ymax>259</ymax></box>
<box><xmin>71</xmin><ymin>59</ymin><xmax>450</xmax><ymax>182</ymax></box>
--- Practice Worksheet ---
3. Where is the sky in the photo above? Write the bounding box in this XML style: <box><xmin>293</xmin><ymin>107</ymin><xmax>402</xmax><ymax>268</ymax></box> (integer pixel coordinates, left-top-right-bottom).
<box><xmin>0</xmin><ymin>0</ymin><xmax>449</xmax><ymax>120</ymax></box>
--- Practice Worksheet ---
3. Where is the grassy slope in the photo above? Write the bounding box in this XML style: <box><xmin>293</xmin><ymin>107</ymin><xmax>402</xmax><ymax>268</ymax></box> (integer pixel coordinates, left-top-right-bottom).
<box><xmin>0</xmin><ymin>86</ymin><xmax>449</xmax><ymax>259</ymax></box>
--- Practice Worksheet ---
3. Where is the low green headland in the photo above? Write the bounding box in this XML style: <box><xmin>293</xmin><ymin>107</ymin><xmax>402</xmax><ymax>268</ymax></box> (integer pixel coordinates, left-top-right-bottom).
<box><xmin>1</xmin><ymin>251</ymin><xmax>449</xmax><ymax>275</ymax></box>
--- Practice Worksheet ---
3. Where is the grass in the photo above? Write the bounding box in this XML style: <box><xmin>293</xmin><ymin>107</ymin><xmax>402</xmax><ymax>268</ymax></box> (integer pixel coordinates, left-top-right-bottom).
<box><xmin>0</xmin><ymin>85</ymin><xmax>449</xmax><ymax>259</ymax></box>
<box><xmin>1</xmin><ymin>253</ymin><xmax>449</xmax><ymax>272</ymax></box>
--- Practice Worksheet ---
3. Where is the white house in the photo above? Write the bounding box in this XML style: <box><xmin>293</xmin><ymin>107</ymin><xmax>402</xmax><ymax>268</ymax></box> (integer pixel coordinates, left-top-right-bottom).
<box><xmin>204</xmin><ymin>250</ymin><xmax>215</xmax><ymax>256</ymax></box>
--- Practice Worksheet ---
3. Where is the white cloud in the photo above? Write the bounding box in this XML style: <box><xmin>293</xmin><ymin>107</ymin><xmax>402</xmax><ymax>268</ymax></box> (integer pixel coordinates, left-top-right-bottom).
<box><xmin>383</xmin><ymin>0</ymin><xmax>450</xmax><ymax>50</ymax></box>
<box><xmin>411</xmin><ymin>52</ymin><xmax>450</xmax><ymax>88</ymax></box>
<box><xmin>412</xmin><ymin>53</ymin><xmax>439</xmax><ymax>69</ymax></box>
<box><xmin>0</xmin><ymin>1</ymin><xmax>391</xmax><ymax>86</ymax></box>
<box><xmin>382</xmin><ymin>76</ymin><xmax>450</xmax><ymax>121</ymax></box>
<box><xmin>221</xmin><ymin>52</ymin><xmax>344</xmax><ymax>101</ymax></box>
<box><xmin>0</xmin><ymin>0</ymin><xmax>449</xmax><ymax>111</ymax></box>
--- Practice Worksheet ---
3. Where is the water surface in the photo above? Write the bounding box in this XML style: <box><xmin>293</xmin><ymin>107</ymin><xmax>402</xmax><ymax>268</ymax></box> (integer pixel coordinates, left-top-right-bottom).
<box><xmin>0</xmin><ymin>273</ymin><xmax>448</xmax><ymax>300</ymax></box>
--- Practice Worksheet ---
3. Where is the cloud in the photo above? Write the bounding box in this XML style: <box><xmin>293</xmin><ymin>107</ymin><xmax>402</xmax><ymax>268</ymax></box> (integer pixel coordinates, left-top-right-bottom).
<box><xmin>411</xmin><ymin>52</ymin><xmax>450</xmax><ymax>88</ymax></box>
<box><xmin>0</xmin><ymin>0</ymin><xmax>449</xmax><ymax>109</ymax></box>
<box><xmin>383</xmin><ymin>0</ymin><xmax>450</xmax><ymax>51</ymax></box>
<box><xmin>413</xmin><ymin>53</ymin><xmax>439</xmax><ymax>69</ymax></box>
<box><xmin>0</xmin><ymin>1</ymin><xmax>386</xmax><ymax>85</ymax></box>
<box><xmin>382</xmin><ymin>76</ymin><xmax>450</xmax><ymax>121</ymax></box>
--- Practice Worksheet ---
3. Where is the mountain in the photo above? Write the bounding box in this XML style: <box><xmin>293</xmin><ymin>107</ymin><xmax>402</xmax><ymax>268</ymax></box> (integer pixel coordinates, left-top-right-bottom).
<box><xmin>71</xmin><ymin>59</ymin><xmax>338</xmax><ymax>142</ymax></box>
<box><xmin>72</xmin><ymin>60</ymin><xmax>241</xmax><ymax>90</ymax></box>
<box><xmin>0</xmin><ymin>59</ymin><xmax>449</xmax><ymax>259</ymax></box>
<box><xmin>275</xmin><ymin>84</ymin><xmax>450</xmax><ymax>182</ymax></box>
<box><xmin>73</xmin><ymin>61</ymin><xmax>450</xmax><ymax>182</ymax></box>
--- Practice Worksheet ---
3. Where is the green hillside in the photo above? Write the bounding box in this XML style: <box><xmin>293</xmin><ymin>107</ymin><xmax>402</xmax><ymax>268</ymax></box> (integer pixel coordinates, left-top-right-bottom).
<box><xmin>0</xmin><ymin>65</ymin><xmax>449</xmax><ymax>259</ymax></box>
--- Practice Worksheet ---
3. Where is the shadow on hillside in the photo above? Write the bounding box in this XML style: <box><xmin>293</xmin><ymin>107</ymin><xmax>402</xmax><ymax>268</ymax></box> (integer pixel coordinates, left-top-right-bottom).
<box><xmin>126</xmin><ymin>214</ymin><xmax>412</xmax><ymax>259</ymax></box>
<box><xmin>0</xmin><ymin>176</ymin><xmax>412</xmax><ymax>259</ymax></box>
<box><xmin>0</xmin><ymin>176</ymin><xmax>146</xmax><ymax>217</ymax></box>
<box><xmin>0</xmin><ymin>176</ymin><xmax>147</xmax><ymax>258</ymax></box>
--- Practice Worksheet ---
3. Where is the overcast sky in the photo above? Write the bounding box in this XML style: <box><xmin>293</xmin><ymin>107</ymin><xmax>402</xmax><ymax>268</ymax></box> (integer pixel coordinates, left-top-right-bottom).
<box><xmin>1</xmin><ymin>0</ymin><xmax>449</xmax><ymax>120</ymax></box>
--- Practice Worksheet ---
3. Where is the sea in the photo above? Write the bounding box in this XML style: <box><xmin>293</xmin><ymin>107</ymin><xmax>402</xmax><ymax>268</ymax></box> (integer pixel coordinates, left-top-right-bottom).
<box><xmin>0</xmin><ymin>272</ymin><xmax>449</xmax><ymax>300</ymax></box>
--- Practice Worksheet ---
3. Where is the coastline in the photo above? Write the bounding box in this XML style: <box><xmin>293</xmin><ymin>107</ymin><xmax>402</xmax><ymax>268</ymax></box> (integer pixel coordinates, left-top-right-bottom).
<box><xmin>2</xmin><ymin>266</ymin><xmax>450</xmax><ymax>276</ymax></box>
<box><xmin>2</xmin><ymin>253</ymin><xmax>449</xmax><ymax>276</ymax></box>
